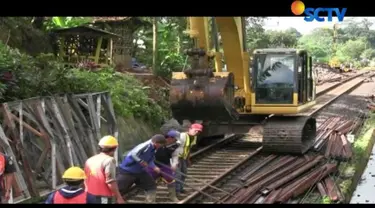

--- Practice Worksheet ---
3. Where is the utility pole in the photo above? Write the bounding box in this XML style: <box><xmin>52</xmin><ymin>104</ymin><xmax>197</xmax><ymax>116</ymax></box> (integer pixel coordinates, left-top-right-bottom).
<box><xmin>152</xmin><ymin>17</ymin><xmax>158</xmax><ymax>74</ymax></box>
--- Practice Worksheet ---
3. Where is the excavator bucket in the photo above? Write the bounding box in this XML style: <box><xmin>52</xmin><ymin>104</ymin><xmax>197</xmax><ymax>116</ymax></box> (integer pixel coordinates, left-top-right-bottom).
<box><xmin>170</xmin><ymin>69</ymin><xmax>239</xmax><ymax>122</ymax></box>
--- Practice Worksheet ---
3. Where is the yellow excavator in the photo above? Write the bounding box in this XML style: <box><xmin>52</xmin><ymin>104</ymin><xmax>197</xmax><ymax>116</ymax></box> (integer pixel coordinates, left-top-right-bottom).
<box><xmin>329</xmin><ymin>23</ymin><xmax>351</xmax><ymax>73</ymax></box>
<box><xmin>169</xmin><ymin>17</ymin><xmax>317</xmax><ymax>154</ymax></box>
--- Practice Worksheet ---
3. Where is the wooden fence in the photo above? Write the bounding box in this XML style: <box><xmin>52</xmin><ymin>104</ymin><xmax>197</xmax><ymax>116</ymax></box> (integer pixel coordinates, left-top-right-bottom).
<box><xmin>0</xmin><ymin>92</ymin><xmax>118</xmax><ymax>203</ymax></box>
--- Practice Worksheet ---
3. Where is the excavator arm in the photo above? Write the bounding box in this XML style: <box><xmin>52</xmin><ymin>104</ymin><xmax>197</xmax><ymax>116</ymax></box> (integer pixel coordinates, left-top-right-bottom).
<box><xmin>169</xmin><ymin>17</ymin><xmax>317</xmax><ymax>155</ymax></box>
<box><xmin>170</xmin><ymin>17</ymin><xmax>252</xmax><ymax>122</ymax></box>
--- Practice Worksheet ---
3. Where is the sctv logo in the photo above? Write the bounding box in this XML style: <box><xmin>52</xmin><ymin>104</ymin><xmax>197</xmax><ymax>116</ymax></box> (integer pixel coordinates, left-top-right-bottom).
<box><xmin>291</xmin><ymin>1</ymin><xmax>347</xmax><ymax>22</ymax></box>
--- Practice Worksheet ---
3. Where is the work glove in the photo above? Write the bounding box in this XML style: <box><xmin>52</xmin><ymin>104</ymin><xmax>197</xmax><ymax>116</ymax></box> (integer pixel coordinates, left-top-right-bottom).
<box><xmin>153</xmin><ymin>166</ymin><xmax>161</xmax><ymax>173</ymax></box>
<box><xmin>140</xmin><ymin>160</ymin><xmax>148</xmax><ymax>167</ymax></box>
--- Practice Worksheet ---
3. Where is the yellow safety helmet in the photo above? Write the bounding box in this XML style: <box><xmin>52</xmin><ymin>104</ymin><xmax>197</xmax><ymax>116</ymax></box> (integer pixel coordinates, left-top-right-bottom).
<box><xmin>98</xmin><ymin>135</ymin><xmax>119</xmax><ymax>148</ymax></box>
<box><xmin>62</xmin><ymin>166</ymin><xmax>86</xmax><ymax>180</ymax></box>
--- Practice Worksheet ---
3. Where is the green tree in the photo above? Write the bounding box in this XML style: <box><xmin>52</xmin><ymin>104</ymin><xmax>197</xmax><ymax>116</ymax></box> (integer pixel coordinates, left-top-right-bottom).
<box><xmin>246</xmin><ymin>17</ymin><xmax>270</xmax><ymax>52</ymax></box>
<box><xmin>297</xmin><ymin>28</ymin><xmax>333</xmax><ymax>62</ymax></box>
<box><xmin>266</xmin><ymin>28</ymin><xmax>299</xmax><ymax>48</ymax></box>
<box><xmin>340</xmin><ymin>18</ymin><xmax>375</xmax><ymax>48</ymax></box>
<box><xmin>361</xmin><ymin>48</ymin><xmax>375</xmax><ymax>60</ymax></box>
<box><xmin>336</xmin><ymin>38</ymin><xmax>368</xmax><ymax>62</ymax></box>
<box><xmin>133</xmin><ymin>17</ymin><xmax>190</xmax><ymax>78</ymax></box>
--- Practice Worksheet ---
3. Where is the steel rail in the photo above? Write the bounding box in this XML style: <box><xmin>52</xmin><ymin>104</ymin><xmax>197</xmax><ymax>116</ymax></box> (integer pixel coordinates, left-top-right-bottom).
<box><xmin>180</xmin><ymin>72</ymin><xmax>374</xmax><ymax>204</ymax></box>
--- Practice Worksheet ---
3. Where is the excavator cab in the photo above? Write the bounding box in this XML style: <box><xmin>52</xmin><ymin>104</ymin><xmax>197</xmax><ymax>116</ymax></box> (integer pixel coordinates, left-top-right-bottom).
<box><xmin>251</xmin><ymin>49</ymin><xmax>316</xmax><ymax>114</ymax></box>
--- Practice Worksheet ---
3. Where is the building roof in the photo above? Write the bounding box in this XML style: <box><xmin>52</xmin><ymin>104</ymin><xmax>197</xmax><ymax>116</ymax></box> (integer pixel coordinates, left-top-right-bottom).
<box><xmin>52</xmin><ymin>25</ymin><xmax>123</xmax><ymax>38</ymax></box>
<box><xmin>92</xmin><ymin>17</ymin><xmax>133</xmax><ymax>23</ymax></box>
<box><xmin>92</xmin><ymin>17</ymin><xmax>150</xmax><ymax>25</ymax></box>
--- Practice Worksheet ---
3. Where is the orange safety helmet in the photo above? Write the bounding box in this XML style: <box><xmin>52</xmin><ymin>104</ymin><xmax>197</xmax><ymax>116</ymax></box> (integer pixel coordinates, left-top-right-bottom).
<box><xmin>98</xmin><ymin>135</ymin><xmax>119</xmax><ymax>148</ymax></box>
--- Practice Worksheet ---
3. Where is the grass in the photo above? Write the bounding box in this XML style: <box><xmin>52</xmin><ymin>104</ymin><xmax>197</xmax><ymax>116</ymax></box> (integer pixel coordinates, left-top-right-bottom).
<box><xmin>337</xmin><ymin>113</ymin><xmax>375</xmax><ymax>203</ymax></box>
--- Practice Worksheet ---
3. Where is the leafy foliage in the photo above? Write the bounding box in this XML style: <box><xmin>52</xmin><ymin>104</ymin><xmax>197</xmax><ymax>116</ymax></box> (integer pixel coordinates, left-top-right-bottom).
<box><xmin>0</xmin><ymin>17</ymin><xmax>53</xmax><ymax>55</ymax></box>
<box><xmin>133</xmin><ymin>17</ymin><xmax>190</xmax><ymax>78</ymax></box>
<box><xmin>246</xmin><ymin>18</ymin><xmax>300</xmax><ymax>52</ymax></box>
<box><xmin>322</xmin><ymin>195</ymin><xmax>332</xmax><ymax>204</ymax></box>
<box><xmin>297</xmin><ymin>28</ymin><xmax>333</xmax><ymax>62</ymax></box>
<box><xmin>44</xmin><ymin>17</ymin><xmax>93</xmax><ymax>30</ymax></box>
<box><xmin>0</xmin><ymin>41</ymin><xmax>167</xmax><ymax>126</ymax></box>
<box><xmin>3</xmin><ymin>16</ymin><xmax>375</xmax><ymax>129</ymax></box>
<box><xmin>296</xmin><ymin>18</ymin><xmax>375</xmax><ymax>66</ymax></box>
<box><xmin>63</xmin><ymin>68</ymin><xmax>167</xmax><ymax>125</ymax></box>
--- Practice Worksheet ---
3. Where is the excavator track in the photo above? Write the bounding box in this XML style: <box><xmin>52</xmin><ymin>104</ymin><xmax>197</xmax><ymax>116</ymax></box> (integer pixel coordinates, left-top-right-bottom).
<box><xmin>261</xmin><ymin>116</ymin><xmax>317</xmax><ymax>154</ymax></box>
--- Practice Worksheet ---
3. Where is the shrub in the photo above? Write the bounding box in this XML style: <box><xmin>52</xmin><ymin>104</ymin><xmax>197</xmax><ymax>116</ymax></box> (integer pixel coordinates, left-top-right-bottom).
<box><xmin>0</xmin><ymin>41</ymin><xmax>168</xmax><ymax>126</ymax></box>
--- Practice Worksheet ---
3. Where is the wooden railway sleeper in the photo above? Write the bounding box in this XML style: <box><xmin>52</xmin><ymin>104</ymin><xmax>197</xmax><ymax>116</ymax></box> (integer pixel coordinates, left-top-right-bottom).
<box><xmin>155</xmin><ymin>160</ymin><xmax>239</xmax><ymax>199</ymax></box>
<box><xmin>155</xmin><ymin>167</ymin><xmax>224</xmax><ymax>203</ymax></box>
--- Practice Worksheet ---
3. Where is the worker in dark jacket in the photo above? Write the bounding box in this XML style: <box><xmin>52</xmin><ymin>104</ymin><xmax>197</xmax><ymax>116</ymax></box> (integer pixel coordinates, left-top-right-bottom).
<box><xmin>0</xmin><ymin>153</ymin><xmax>16</xmax><ymax>204</ymax></box>
<box><xmin>45</xmin><ymin>167</ymin><xmax>96</xmax><ymax>204</ymax></box>
<box><xmin>147</xmin><ymin>130</ymin><xmax>181</xmax><ymax>202</ymax></box>
<box><xmin>117</xmin><ymin>134</ymin><xmax>167</xmax><ymax>203</ymax></box>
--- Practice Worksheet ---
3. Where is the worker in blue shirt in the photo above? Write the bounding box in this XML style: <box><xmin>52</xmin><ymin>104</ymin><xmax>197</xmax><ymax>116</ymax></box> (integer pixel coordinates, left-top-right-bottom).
<box><xmin>117</xmin><ymin>134</ymin><xmax>167</xmax><ymax>203</ymax></box>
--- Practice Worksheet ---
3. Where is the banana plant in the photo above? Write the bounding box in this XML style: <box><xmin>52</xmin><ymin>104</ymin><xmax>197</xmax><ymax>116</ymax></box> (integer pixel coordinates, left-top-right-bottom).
<box><xmin>45</xmin><ymin>17</ymin><xmax>93</xmax><ymax>30</ymax></box>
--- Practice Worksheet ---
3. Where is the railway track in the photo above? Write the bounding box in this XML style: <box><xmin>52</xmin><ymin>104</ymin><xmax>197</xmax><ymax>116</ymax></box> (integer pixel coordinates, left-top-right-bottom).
<box><xmin>124</xmin><ymin>71</ymin><xmax>373</xmax><ymax>204</ymax></box>
<box><xmin>125</xmin><ymin>135</ymin><xmax>261</xmax><ymax>203</ymax></box>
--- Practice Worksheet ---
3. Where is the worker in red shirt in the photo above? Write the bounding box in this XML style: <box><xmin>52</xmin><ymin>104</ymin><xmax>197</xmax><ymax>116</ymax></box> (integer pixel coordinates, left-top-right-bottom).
<box><xmin>84</xmin><ymin>135</ymin><xmax>125</xmax><ymax>204</ymax></box>
<box><xmin>175</xmin><ymin>123</ymin><xmax>203</xmax><ymax>195</ymax></box>
<box><xmin>0</xmin><ymin>153</ymin><xmax>16</xmax><ymax>204</ymax></box>
<box><xmin>45</xmin><ymin>167</ymin><xmax>96</xmax><ymax>204</ymax></box>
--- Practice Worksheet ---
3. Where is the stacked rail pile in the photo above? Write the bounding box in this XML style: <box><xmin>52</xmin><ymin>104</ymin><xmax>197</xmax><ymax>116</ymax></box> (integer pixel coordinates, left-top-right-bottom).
<box><xmin>220</xmin><ymin>155</ymin><xmax>341</xmax><ymax>204</ymax></box>
<box><xmin>366</xmin><ymin>94</ymin><xmax>375</xmax><ymax>112</ymax></box>
<box><xmin>314</xmin><ymin>65</ymin><xmax>358</xmax><ymax>85</ymax></box>
<box><xmin>218</xmin><ymin>117</ymin><xmax>363</xmax><ymax>204</ymax></box>
<box><xmin>312</xmin><ymin>117</ymin><xmax>363</xmax><ymax>161</ymax></box>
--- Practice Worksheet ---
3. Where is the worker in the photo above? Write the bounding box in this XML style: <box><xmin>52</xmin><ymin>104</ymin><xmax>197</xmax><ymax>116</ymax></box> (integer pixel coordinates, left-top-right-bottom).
<box><xmin>175</xmin><ymin>123</ymin><xmax>203</xmax><ymax>195</ymax></box>
<box><xmin>84</xmin><ymin>135</ymin><xmax>124</xmax><ymax>204</ymax></box>
<box><xmin>0</xmin><ymin>153</ymin><xmax>16</xmax><ymax>204</ymax></box>
<box><xmin>45</xmin><ymin>167</ymin><xmax>96</xmax><ymax>204</ymax></box>
<box><xmin>147</xmin><ymin>130</ymin><xmax>181</xmax><ymax>202</ymax></box>
<box><xmin>117</xmin><ymin>134</ymin><xmax>167</xmax><ymax>203</ymax></box>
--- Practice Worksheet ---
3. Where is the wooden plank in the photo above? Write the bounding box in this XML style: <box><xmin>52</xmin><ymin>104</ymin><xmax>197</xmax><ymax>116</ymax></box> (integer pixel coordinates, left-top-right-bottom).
<box><xmin>101</xmin><ymin>93</ymin><xmax>119</xmax><ymax>164</ymax></box>
<box><xmin>49</xmin><ymin>99</ymin><xmax>74</xmax><ymax>166</ymax></box>
<box><xmin>87</xmin><ymin>95</ymin><xmax>102</xmax><ymax>146</ymax></box>
<box><xmin>54</xmin><ymin>96</ymin><xmax>88</xmax><ymax>164</ymax></box>
<box><xmin>0</xmin><ymin>92</ymin><xmax>119</xmax><ymax>202</ymax></box>
<box><xmin>0</xmin><ymin>124</ymin><xmax>30</xmax><ymax>200</ymax></box>
<box><xmin>67</xmin><ymin>95</ymin><xmax>98</xmax><ymax>155</ymax></box>
<box><xmin>32</xmin><ymin>102</ymin><xmax>52</xmax><ymax>174</ymax></box>
<box><xmin>1</xmin><ymin>104</ymin><xmax>39</xmax><ymax>197</ymax></box>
